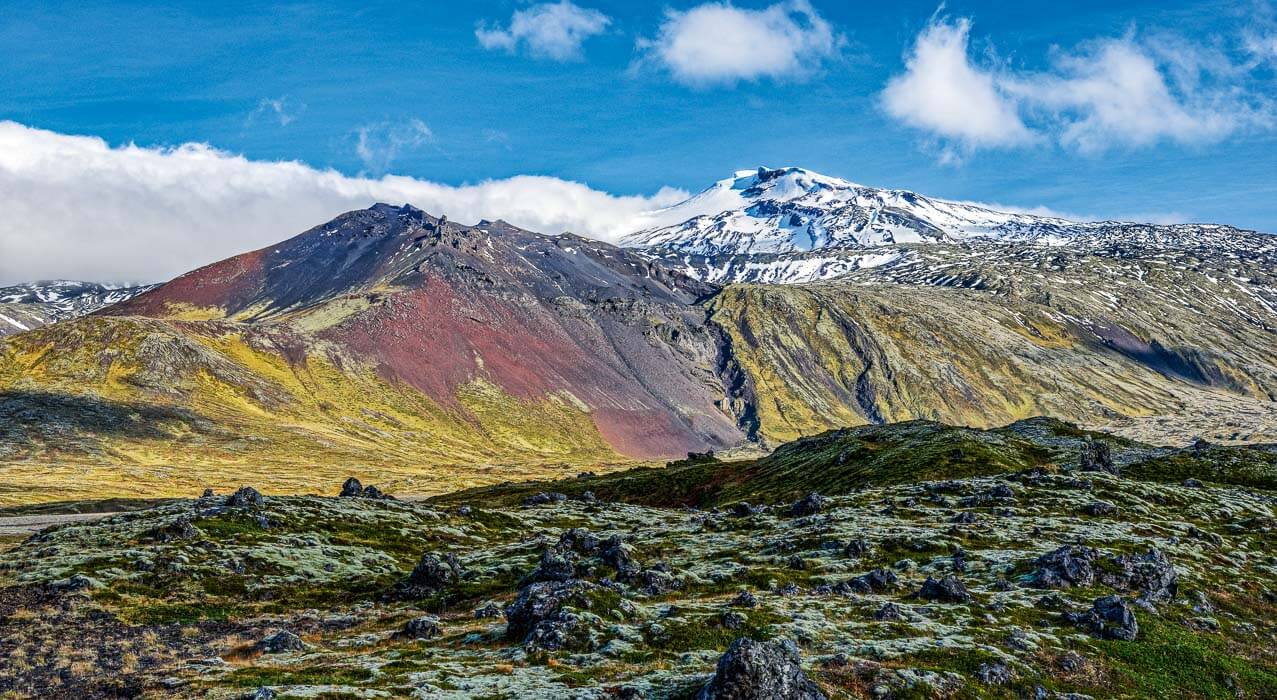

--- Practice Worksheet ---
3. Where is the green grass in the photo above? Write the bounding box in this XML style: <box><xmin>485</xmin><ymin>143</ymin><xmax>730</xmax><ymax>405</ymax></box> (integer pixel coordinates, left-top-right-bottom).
<box><xmin>223</xmin><ymin>665</ymin><xmax>374</xmax><ymax>688</ymax></box>
<box><xmin>1093</xmin><ymin>615</ymin><xmax>1277</xmax><ymax>699</ymax></box>
<box><xmin>1124</xmin><ymin>446</ymin><xmax>1277</xmax><ymax>491</ymax></box>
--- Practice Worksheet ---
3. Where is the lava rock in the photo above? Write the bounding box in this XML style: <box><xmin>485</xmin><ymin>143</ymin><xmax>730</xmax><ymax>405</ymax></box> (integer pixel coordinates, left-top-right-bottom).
<box><xmin>1078</xmin><ymin>439</ymin><xmax>1117</xmax><ymax>475</ymax></box>
<box><xmin>874</xmin><ymin>602</ymin><xmax>905</xmax><ymax>621</ymax></box>
<box><xmin>474</xmin><ymin>602</ymin><xmax>502</xmax><ymax>618</ymax></box>
<box><xmin>1099</xmin><ymin>549</ymin><xmax>1178</xmax><ymax>602</ymax></box>
<box><xmin>729</xmin><ymin>590</ymin><xmax>758</xmax><ymax>608</ymax></box>
<box><xmin>395</xmin><ymin>552</ymin><xmax>463</xmax><ymax>596</ymax></box>
<box><xmin>916</xmin><ymin>575</ymin><xmax>972</xmax><ymax>603</ymax></box>
<box><xmin>1028</xmin><ymin>545</ymin><xmax>1098</xmax><ymax>589</ymax></box>
<box><xmin>227</xmin><ymin>486</ymin><xmax>264</xmax><ymax>509</ymax></box>
<box><xmin>977</xmin><ymin>661</ymin><xmax>1014</xmax><ymax>685</ymax></box>
<box><xmin>697</xmin><ymin>637</ymin><xmax>827</xmax><ymax>700</ymax></box>
<box><xmin>1068</xmin><ymin>596</ymin><xmax>1139</xmax><ymax>641</ymax></box>
<box><xmin>523</xmin><ymin>547</ymin><xmax>577</xmax><ymax>586</ymax></box>
<box><xmin>395</xmin><ymin>615</ymin><xmax>442</xmax><ymax>640</ymax></box>
<box><xmin>504</xmin><ymin>579</ymin><xmax>607</xmax><ymax>642</ymax></box>
<box><xmin>256</xmin><ymin>631</ymin><xmax>304</xmax><ymax>654</ymax></box>
<box><xmin>848</xmin><ymin>568</ymin><xmax>898</xmax><ymax>594</ymax></box>
<box><xmin>200</xmin><ymin>488</ymin><xmax>215</xmax><ymax>498</ymax></box>
<box><xmin>789</xmin><ymin>492</ymin><xmax>828</xmax><ymax>518</ymax></box>
<box><xmin>1081</xmin><ymin>501</ymin><xmax>1119</xmax><ymax>517</ymax></box>
<box><xmin>144</xmin><ymin>517</ymin><xmax>198</xmax><ymax>543</ymax></box>
<box><xmin>339</xmin><ymin>477</ymin><xmax>364</xmax><ymax>497</ymax></box>
<box><xmin>843</xmin><ymin>538</ymin><xmax>873</xmax><ymax>558</ymax></box>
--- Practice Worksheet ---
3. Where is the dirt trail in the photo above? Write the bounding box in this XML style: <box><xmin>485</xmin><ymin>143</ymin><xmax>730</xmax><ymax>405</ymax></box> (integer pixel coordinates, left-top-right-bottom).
<box><xmin>0</xmin><ymin>512</ymin><xmax>110</xmax><ymax>538</ymax></box>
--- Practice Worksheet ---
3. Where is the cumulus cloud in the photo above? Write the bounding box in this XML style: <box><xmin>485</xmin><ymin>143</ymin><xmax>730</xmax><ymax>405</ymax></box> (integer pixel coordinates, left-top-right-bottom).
<box><xmin>355</xmin><ymin>119</ymin><xmax>435</xmax><ymax>173</ymax></box>
<box><xmin>0</xmin><ymin>121</ymin><xmax>689</xmax><ymax>285</ymax></box>
<box><xmin>881</xmin><ymin>18</ymin><xmax>1032</xmax><ymax>151</ymax></box>
<box><xmin>882</xmin><ymin>16</ymin><xmax>1273</xmax><ymax>157</ymax></box>
<box><xmin>476</xmin><ymin>1</ymin><xmax>611</xmax><ymax>61</ymax></box>
<box><xmin>637</xmin><ymin>0</ymin><xmax>843</xmax><ymax>86</ymax></box>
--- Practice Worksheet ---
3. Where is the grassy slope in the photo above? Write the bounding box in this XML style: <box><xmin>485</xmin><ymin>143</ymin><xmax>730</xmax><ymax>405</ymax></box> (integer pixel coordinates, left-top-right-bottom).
<box><xmin>434</xmin><ymin>417</ymin><xmax>1276</xmax><ymax>509</ymax></box>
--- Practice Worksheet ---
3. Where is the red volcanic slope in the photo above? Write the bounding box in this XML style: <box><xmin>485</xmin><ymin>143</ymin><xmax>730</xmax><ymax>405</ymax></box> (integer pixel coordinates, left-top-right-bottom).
<box><xmin>105</xmin><ymin>204</ymin><xmax>745</xmax><ymax>458</ymax></box>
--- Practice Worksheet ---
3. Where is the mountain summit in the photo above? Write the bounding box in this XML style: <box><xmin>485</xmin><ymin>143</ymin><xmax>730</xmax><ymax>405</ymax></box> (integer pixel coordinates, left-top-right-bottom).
<box><xmin>623</xmin><ymin>167</ymin><xmax>1261</xmax><ymax>283</ymax></box>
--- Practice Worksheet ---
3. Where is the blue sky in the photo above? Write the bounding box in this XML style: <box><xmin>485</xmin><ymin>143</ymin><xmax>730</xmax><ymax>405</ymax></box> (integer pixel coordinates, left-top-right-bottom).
<box><xmin>1</xmin><ymin>0</ymin><xmax>1276</xmax><ymax>283</ymax></box>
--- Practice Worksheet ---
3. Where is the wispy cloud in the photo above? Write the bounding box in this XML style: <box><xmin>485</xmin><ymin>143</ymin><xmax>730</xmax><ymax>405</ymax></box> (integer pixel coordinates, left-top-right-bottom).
<box><xmin>635</xmin><ymin>0</ymin><xmax>843</xmax><ymax>87</ymax></box>
<box><xmin>476</xmin><ymin>1</ymin><xmax>611</xmax><ymax>61</ymax></box>
<box><xmin>881</xmin><ymin>15</ymin><xmax>1274</xmax><ymax>159</ymax></box>
<box><xmin>355</xmin><ymin>119</ymin><xmax>436</xmax><ymax>173</ymax></box>
<box><xmin>247</xmin><ymin>97</ymin><xmax>305</xmax><ymax>127</ymax></box>
<box><xmin>0</xmin><ymin>121</ymin><xmax>689</xmax><ymax>284</ymax></box>
<box><xmin>881</xmin><ymin>17</ymin><xmax>1033</xmax><ymax>156</ymax></box>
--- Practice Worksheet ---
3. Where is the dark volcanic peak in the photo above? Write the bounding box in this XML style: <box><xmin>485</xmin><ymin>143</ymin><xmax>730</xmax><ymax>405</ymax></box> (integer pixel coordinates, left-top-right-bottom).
<box><xmin>112</xmin><ymin>203</ymin><xmax>714</xmax><ymax>321</ymax></box>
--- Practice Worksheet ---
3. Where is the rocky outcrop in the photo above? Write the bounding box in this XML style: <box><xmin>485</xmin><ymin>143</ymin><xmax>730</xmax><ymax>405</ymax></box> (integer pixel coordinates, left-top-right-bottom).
<box><xmin>698</xmin><ymin>637</ymin><xmax>827</xmax><ymax>700</ymax></box>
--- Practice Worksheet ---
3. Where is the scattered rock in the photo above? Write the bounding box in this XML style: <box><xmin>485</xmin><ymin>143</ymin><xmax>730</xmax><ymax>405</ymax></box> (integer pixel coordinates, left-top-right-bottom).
<box><xmin>474</xmin><ymin>602</ymin><xmax>502</xmax><ymax>618</ymax></box>
<box><xmin>395</xmin><ymin>615</ymin><xmax>442</xmax><ymax>640</ymax></box>
<box><xmin>848</xmin><ymin>568</ymin><xmax>898</xmax><ymax>594</ymax></box>
<box><xmin>505</xmin><ymin>579</ymin><xmax>610</xmax><ymax>642</ymax></box>
<box><xmin>394</xmin><ymin>552</ymin><xmax>463</xmax><ymax>597</ymax></box>
<box><xmin>255</xmin><ymin>631</ymin><xmax>304</xmax><ymax>654</ymax></box>
<box><xmin>144</xmin><ymin>517</ymin><xmax>198</xmax><ymax>543</ymax></box>
<box><xmin>789</xmin><ymin>492</ymin><xmax>828</xmax><ymax>518</ymax></box>
<box><xmin>200</xmin><ymin>488</ymin><xmax>215</xmax><ymax>498</ymax></box>
<box><xmin>1066</xmin><ymin>596</ymin><xmax>1139</xmax><ymax>641</ymax></box>
<box><xmin>916</xmin><ymin>575</ymin><xmax>972</xmax><ymax>603</ymax></box>
<box><xmin>339</xmin><ymin>477</ymin><xmax>364</xmax><ymax>497</ymax></box>
<box><xmin>1079</xmin><ymin>439</ymin><xmax>1117</xmax><ymax>475</ymax></box>
<box><xmin>977</xmin><ymin>660</ymin><xmax>1014</xmax><ymax>685</ymax></box>
<box><xmin>227</xmin><ymin>486</ymin><xmax>264</xmax><ymax>509</ymax></box>
<box><xmin>1081</xmin><ymin>501</ymin><xmax>1119</xmax><ymax>517</ymax></box>
<box><xmin>729</xmin><ymin>590</ymin><xmax>758</xmax><ymax>608</ymax></box>
<box><xmin>874</xmin><ymin>602</ymin><xmax>905</xmax><ymax>621</ymax></box>
<box><xmin>1028</xmin><ymin>545</ymin><xmax>1098</xmax><ymax>589</ymax></box>
<box><xmin>1183</xmin><ymin>478</ymin><xmax>1205</xmax><ymax>488</ymax></box>
<box><xmin>698</xmin><ymin>637</ymin><xmax>827</xmax><ymax>700</ymax></box>
<box><xmin>1099</xmin><ymin>549</ymin><xmax>1178</xmax><ymax>602</ymax></box>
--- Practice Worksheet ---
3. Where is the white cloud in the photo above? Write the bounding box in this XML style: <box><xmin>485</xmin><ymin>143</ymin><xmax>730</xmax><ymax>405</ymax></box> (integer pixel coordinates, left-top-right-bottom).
<box><xmin>882</xmin><ymin>17</ymin><xmax>1273</xmax><ymax>157</ymax></box>
<box><xmin>637</xmin><ymin>0</ymin><xmax>843</xmax><ymax>86</ymax></box>
<box><xmin>247</xmin><ymin>97</ymin><xmax>304</xmax><ymax>127</ymax></box>
<box><xmin>476</xmin><ymin>1</ymin><xmax>611</xmax><ymax>61</ymax></box>
<box><xmin>1007</xmin><ymin>37</ymin><xmax>1271</xmax><ymax>153</ymax></box>
<box><xmin>880</xmin><ymin>18</ymin><xmax>1033</xmax><ymax>150</ymax></box>
<box><xmin>0</xmin><ymin>121</ymin><xmax>688</xmax><ymax>285</ymax></box>
<box><xmin>355</xmin><ymin>119</ymin><xmax>435</xmax><ymax>173</ymax></box>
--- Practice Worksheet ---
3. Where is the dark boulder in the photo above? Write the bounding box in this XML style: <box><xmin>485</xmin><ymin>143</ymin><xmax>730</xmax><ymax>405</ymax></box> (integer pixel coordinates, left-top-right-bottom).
<box><xmin>874</xmin><ymin>602</ymin><xmax>904</xmax><ymax>621</ymax></box>
<box><xmin>843</xmin><ymin>538</ymin><xmax>872</xmax><ymax>558</ymax></box>
<box><xmin>1067</xmin><ymin>596</ymin><xmax>1139</xmax><ymax>641</ymax></box>
<box><xmin>729</xmin><ymin>590</ymin><xmax>758</xmax><ymax>608</ymax></box>
<box><xmin>1098</xmin><ymin>549</ymin><xmax>1178</xmax><ymax>602</ymax></box>
<box><xmin>522</xmin><ymin>548</ymin><xmax>577</xmax><ymax>586</ymax></box>
<box><xmin>1028</xmin><ymin>545</ymin><xmax>1098</xmax><ymax>589</ymax></box>
<box><xmin>697</xmin><ymin>637</ymin><xmax>827</xmax><ymax>700</ymax></box>
<box><xmin>144</xmin><ymin>517</ymin><xmax>198</xmax><ymax>543</ymax></box>
<box><xmin>848</xmin><ymin>568</ymin><xmax>898</xmax><ymax>594</ymax></box>
<box><xmin>256</xmin><ymin>631</ymin><xmax>304</xmax><ymax>654</ymax></box>
<box><xmin>339</xmin><ymin>477</ymin><xmax>364</xmax><ymax>497</ymax></box>
<box><xmin>1078</xmin><ymin>439</ymin><xmax>1117</xmax><ymax>475</ymax></box>
<box><xmin>227</xmin><ymin>486</ymin><xmax>264</xmax><ymax>509</ymax></box>
<box><xmin>504</xmin><ymin>579</ymin><xmax>608</xmax><ymax>642</ymax></box>
<box><xmin>600</xmin><ymin>535</ymin><xmax>642</xmax><ymax>580</ymax></box>
<box><xmin>916</xmin><ymin>575</ymin><xmax>972</xmax><ymax>603</ymax></box>
<box><xmin>977</xmin><ymin>661</ymin><xmax>1013</xmax><ymax>685</ymax></box>
<box><xmin>395</xmin><ymin>615</ymin><xmax>442</xmax><ymax>640</ymax></box>
<box><xmin>474</xmin><ymin>602</ymin><xmax>502</xmax><ymax>619</ymax></box>
<box><xmin>789</xmin><ymin>493</ymin><xmax>828</xmax><ymax>518</ymax></box>
<box><xmin>394</xmin><ymin>552</ymin><xmax>463</xmax><ymax>597</ymax></box>
<box><xmin>1081</xmin><ymin>501</ymin><xmax>1119</xmax><ymax>517</ymax></box>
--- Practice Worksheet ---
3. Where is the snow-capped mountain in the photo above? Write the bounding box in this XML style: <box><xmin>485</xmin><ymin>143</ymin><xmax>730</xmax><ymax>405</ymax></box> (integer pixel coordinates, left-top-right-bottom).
<box><xmin>0</xmin><ymin>280</ymin><xmax>157</xmax><ymax>336</ymax></box>
<box><xmin>622</xmin><ymin>167</ymin><xmax>1262</xmax><ymax>283</ymax></box>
